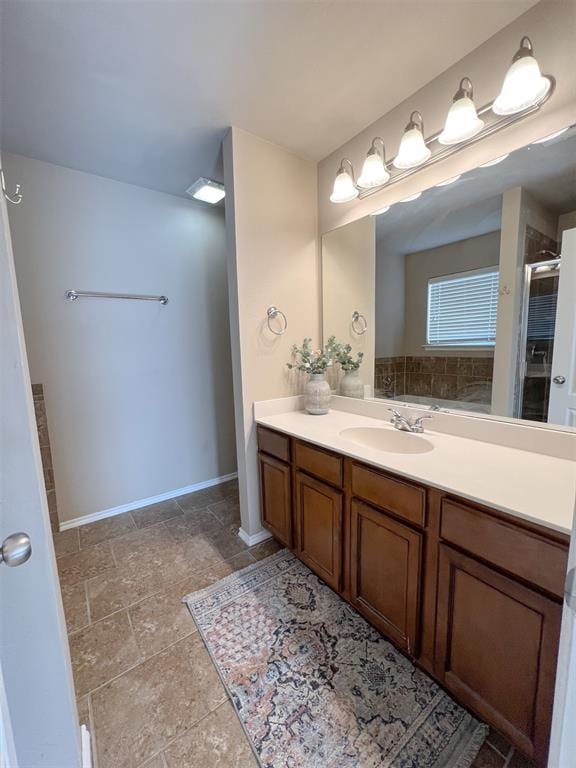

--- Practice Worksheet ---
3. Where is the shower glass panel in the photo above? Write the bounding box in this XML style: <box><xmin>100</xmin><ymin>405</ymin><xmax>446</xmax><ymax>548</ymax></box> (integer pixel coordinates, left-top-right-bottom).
<box><xmin>518</xmin><ymin>259</ymin><xmax>560</xmax><ymax>421</ymax></box>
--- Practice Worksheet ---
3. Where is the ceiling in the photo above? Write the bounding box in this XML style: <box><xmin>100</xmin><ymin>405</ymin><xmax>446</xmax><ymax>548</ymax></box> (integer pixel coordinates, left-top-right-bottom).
<box><xmin>0</xmin><ymin>0</ymin><xmax>538</xmax><ymax>198</ymax></box>
<box><xmin>375</xmin><ymin>128</ymin><xmax>576</xmax><ymax>256</ymax></box>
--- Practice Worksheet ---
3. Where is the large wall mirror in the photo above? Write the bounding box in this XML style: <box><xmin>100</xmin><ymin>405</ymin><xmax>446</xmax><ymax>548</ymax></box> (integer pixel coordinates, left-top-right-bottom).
<box><xmin>322</xmin><ymin>126</ymin><xmax>576</xmax><ymax>428</ymax></box>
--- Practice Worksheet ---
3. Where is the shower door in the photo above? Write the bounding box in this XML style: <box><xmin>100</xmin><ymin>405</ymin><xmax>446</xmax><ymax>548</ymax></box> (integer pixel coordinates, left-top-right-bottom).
<box><xmin>548</xmin><ymin>228</ymin><xmax>576</xmax><ymax>426</ymax></box>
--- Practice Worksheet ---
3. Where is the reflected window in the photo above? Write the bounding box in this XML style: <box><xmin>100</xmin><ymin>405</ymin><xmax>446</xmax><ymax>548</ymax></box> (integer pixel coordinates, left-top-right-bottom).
<box><xmin>427</xmin><ymin>267</ymin><xmax>499</xmax><ymax>347</ymax></box>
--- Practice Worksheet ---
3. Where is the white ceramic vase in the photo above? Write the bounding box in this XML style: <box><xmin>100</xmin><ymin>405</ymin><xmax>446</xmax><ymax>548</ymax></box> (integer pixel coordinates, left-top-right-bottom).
<box><xmin>304</xmin><ymin>373</ymin><xmax>331</xmax><ymax>415</ymax></box>
<box><xmin>341</xmin><ymin>369</ymin><xmax>364</xmax><ymax>399</ymax></box>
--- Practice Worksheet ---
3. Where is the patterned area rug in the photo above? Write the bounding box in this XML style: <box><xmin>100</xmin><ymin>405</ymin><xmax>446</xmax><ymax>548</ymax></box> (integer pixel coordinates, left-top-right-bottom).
<box><xmin>183</xmin><ymin>549</ymin><xmax>487</xmax><ymax>768</ymax></box>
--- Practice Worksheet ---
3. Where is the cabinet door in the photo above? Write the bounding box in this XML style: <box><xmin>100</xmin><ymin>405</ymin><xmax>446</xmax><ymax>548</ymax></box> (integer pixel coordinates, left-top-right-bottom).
<box><xmin>258</xmin><ymin>452</ymin><xmax>292</xmax><ymax>548</ymax></box>
<box><xmin>295</xmin><ymin>471</ymin><xmax>342</xmax><ymax>591</ymax></box>
<box><xmin>350</xmin><ymin>499</ymin><xmax>422</xmax><ymax>655</ymax></box>
<box><xmin>435</xmin><ymin>544</ymin><xmax>561</xmax><ymax>765</ymax></box>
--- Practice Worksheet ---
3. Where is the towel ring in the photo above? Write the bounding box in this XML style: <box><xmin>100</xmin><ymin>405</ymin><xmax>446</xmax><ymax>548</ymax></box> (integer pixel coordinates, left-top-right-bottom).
<box><xmin>0</xmin><ymin>168</ymin><xmax>22</xmax><ymax>205</ymax></box>
<box><xmin>266</xmin><ymin>306</ymin><xmax>287</xmax><ymax>336</ymax></box>
<box><xmin>351</xmin><ymin>311</ymin><xmax>367</xmax><ymax>335</ymax></box>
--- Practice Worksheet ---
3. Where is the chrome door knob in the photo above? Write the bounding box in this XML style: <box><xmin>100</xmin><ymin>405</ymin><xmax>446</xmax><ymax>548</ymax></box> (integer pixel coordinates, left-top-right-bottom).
<box><xmin>0</xmin><ymin>532</ymin><xmax>32</xmax><ymax>567</ymax></box>
<box><xmin>553</xmin><ymin>375</ymin><xmax>566</xmax><ymax>385</ymax></box>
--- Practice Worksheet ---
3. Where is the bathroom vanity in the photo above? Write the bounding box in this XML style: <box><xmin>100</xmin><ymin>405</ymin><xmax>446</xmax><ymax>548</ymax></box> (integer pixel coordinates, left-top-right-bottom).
<box><xmin>256</xmin><ymin>410</ymin><xmax>573</xmax><ymax>766</ymax></box>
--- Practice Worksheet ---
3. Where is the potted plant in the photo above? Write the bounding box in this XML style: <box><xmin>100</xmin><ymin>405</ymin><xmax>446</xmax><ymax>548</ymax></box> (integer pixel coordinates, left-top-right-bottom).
<box><xmin>333</xmin><ymin>342</ymin><xmax>365</xmax><ymax>399</ymax></box>
<box><xmin>287</xmin><ymin>337</ymin><xmax>336</xmax><ymax>414</ymax></box>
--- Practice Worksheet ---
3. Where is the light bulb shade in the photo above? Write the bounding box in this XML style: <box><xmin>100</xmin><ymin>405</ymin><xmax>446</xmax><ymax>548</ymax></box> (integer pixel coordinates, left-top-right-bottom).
<box><xmin>393</xmin><ymin>113</ymin><xmax>431</xmax><ymax>169</ymax></box>
<box><xmin>493</xmin><ymin>38</ymin><xmax>551</xmax><ymax>115</ymax></box>
<box><xmin>357</xmin><ymin>150</ymin><xmax>390</xmax><ymax>189</ymax></box>
<box><xmin>329</xmin><ymin>161</ymin><xmax>358</xmax><ymax>203</ymax></box>
<box><xmin>438</xmin><ymin>97</ymin><xmax>484</xmax><ymax>145</ymax></box>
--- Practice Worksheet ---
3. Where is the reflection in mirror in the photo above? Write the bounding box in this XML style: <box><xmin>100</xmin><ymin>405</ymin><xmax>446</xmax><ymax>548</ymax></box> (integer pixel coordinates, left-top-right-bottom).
<box><xmin>322</xmin><ymin>126</ymin><xmax>576</xmax><ymax>428</ymax></box>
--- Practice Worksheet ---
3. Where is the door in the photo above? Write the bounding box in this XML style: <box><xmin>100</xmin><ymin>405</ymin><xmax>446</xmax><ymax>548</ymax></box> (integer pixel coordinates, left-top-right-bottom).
<box><xmin>350</xmin><ymin>499</ymin><xmax>422</xmax><ymax>655</ymax></box>
<box><xmin>295</xmin><ymin>471</ymin><xmax>342</xmax><ymax>591</ymax></box>
<box><xmin>548</xmin><ymin>227</ymin><xmax>576</xmax><ymax>425</ymax></box>
<box><xmin>548</xmin><ymin>499</ymin><xmax>576</xmax><ymax>767</ymax></box>
<box><xmin>0</xmin><ymin>176</ymin><xmax>81</xmax><ymax>765</ymax></box>
<box><xmin>435</xmin><ymin>544</ymin><xmax>561</xmax><ymax>765</ymax></box>
<box><xmin>258</xmin><ymin>452</ymin><xmax>292</xmax><ymax>548</ymax></box>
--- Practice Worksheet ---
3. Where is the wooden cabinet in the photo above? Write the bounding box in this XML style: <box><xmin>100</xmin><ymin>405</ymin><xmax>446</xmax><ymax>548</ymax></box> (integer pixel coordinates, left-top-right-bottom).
<box><xmin>256</xmin><ymin>427</ymin><xmax>568</xmax><ymax>766</ymax></box>
<box><xmin>258</xmin><ymin>452</ymin><xmax>292</xmax><ymax>548</ymax></box>
<box><xmin>350</xmin><ymin>499</ymin><xmax>422</xmax><ymax>655</ymax></box>
<box><xmin>294</xmin><ymin>470</ymin><xmax>343</xmax><ymax>591</ymax></box>
<box><xmin>435</xmin><ymin>544</ymin><xmax>562</xmax><ymax>764</ymax></box>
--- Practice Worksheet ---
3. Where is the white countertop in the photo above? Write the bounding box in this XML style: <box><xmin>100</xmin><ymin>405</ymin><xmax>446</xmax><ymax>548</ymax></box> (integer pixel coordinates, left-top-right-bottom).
<box><xmin>256</xmin><ymin>409</ymin><xmax>576</xmax><ymax>535</ymax></box>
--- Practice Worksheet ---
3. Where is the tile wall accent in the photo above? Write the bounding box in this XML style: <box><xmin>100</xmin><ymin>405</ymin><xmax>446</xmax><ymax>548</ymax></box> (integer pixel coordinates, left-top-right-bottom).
<box><xmin>32</xmin><ymin>383</ymin><xmax>59</xmax><ymax>533</ymax></box>
<box><xmin>375</xmin><ymin>356</ymin><xmax>494</xmax><ymax>405</ymax></box>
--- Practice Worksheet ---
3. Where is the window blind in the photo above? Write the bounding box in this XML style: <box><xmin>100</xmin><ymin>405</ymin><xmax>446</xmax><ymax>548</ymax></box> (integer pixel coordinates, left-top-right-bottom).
<box><xmin>526</xmin><ymin>293</ymin><xmax>557</xmax><ymax>340</ymax></box>
<box><xmin>427</xmin><ymin>268</ymin><xmax>499</xmax><ymax>346</ymax></box>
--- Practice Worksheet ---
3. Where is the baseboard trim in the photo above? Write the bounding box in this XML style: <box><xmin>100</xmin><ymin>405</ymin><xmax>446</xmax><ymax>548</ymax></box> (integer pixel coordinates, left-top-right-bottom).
<box><xmin>238</xmin><ymin>527</ymin><xmax>272</xmax><ymax>547</ymax></box>
<box><xmin>59</xmin><ymin>472</ymin><xmax>238</xmax><ymax>531</ymax></box>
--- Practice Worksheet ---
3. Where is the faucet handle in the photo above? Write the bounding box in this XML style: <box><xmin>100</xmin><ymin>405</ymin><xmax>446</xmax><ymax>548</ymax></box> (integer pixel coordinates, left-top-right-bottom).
<box><xmin>412</xmin><ymin>414</ymin><xmax>432</xmax><ymax>432</ymax></box>
<box><xmin>413</xmin><ymin>414</ymin><xmax>432</xmax><ymax>425</ymax></box>
<box><xmin>388</xmin><ymin>408</ymin><xmax>402</xmax><ymax>422</ymax></box>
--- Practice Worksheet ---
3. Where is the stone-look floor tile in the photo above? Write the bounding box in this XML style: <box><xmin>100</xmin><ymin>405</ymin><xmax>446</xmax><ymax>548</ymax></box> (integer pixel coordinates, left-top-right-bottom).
<box><xmin>177</xmin><ymin>551</ymin><xmax>255</xmax><ymax>596</ymax></box>
<box><xmin>471</xmin><ymin>743</ymin><xmax>506</xmax><ymax>768</ymax></box>
<box><xmin>87</xmin><ymin>564</ymin><xmax>165</xmax><ymax>622</ymax></box>
<box><xmin>58</xmin><ymin>542</ymin><xmax>115</xmax><ymax>586</ymax></box>
<box><xmin>69</xmin><ymin>610</ymin><xmax>141</xmax><ymax>697</ymax></box>
<box><xmin>208</xmin><ymin>499</ymin><xmax>241</xmax><ymax>530</ymax></box>
<box><xmin>80</xmin><ymin>512</ymin><xmax>136</xmax><ymax>549</ymax></box>
<box><xmin>158</xmin><ymin>531</ymin><xmax>246</xmax><ymax>586</ymax></box>
<box><xmin>61</xmin><ymin>581</ymin><xmax>90</xmax><ymax>632</ymax></box>
<box><xmin>131</xmin><ymin>500</ymin><xmax>182</xmax><ymax>529</ymax></box>
<box><xmin>164</xmin><ymin>510</ymin><xmax>223</xmax><ymax>540</ymax></box>
<box><xmin>139</xmin><ymin>757</ymin><xmax>166</xmax><ymax>768</ymax></box>
<box><xmin>174</xmin><ymin>491</ymin><xmax>207</xmax><ymax>513</ymax></box>
<box><xmin>53</xmin><ymin>528</ymin><xmax>80</xmax><ymax>558</ymax></box>
<box><xmin>508</xmin><ymin>752</ymin><xmax>536</xmax><ymax>768</ymax></box>
<box><xmin>77</xmin><ymin>695</ymin><xmax>90</xmax><ymax>727</ymax></box>
<box><xmin>111</xmin><ymin>525</ymin><xmax>176</xmax><ymax>572</ymax></box>
<box><xmin>129</xmin><ymin>584</ymin><xmax>198</xmax><ymax>659</ymax></box>
<box><xmin>249</xmin><ymin>537</ymin><xmax>282</xmax><ymax>561</ymax></box>
<box><xmin>164</xmin><ymin>701</ymin><xmax>257</xmax><ymax>768</ymax></box>
<box><xmin>91</xmin><ymin>635</ymin><xmax>226</xmax><ymax>768</ymax></box>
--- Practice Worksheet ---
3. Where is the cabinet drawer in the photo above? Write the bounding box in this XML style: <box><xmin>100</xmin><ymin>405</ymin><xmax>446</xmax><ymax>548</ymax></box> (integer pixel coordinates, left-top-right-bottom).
<box><xmin>440</xmin><ymin>498</ymin><xmax>568</xmax><ymax>599</ymax></box>
<box><xmin>294</xmin><ymin>440</ymin><xmax>343</xmax><ymax>488</ymax></box>
<box><xmin>257</xmin><ymin>426</ymin><xmax>291</xmax><ymax>463</ymax></box>
<box><xmin>350</xmin><ymin>462</ymin><xmax>425</xmax><ymax>527</ymax></box>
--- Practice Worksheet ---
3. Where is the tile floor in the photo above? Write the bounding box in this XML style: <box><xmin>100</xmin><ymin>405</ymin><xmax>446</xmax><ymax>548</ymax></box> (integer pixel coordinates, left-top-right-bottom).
<box><xmin>54</xmin><ymin>479</ymin><xmax>534</xmax><ymax>768</ymax></box>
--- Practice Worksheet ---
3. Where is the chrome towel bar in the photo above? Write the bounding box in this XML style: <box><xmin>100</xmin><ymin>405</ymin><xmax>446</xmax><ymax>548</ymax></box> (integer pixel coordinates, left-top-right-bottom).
<box><xmin>66</xmin><ymin>290</ymin><xmax>168</xmax><ymax>305</ymax></box>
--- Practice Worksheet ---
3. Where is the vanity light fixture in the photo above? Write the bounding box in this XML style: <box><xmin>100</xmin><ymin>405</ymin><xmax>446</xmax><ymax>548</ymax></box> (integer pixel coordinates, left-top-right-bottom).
<box><xmin>398</xmin><ymin>192</ymin><xmax>422</xmax><ymax>203</ymax></box>
<box><xmin>357</xmin><ymin>138</ymin><xmax>390</xmax><ymax>189</ymax></box>
<box><xmin>329</xmin><ymin>35</ymin><xmax>554</xmax><ymax>205</ymax></box>
<box><xmin>435</xmin><ymin>175</ymin><xmax>462</xmax><ymax>187</ymax></box>
<box><xmin>493</xmin><ymin>37</ymin><xmax>551</xmax><ymax>116</ymax></box>
<box><xmin>479</xmin><ymin>154</ymin><xmax>510</xmax><ymax>168</ymax></box>
<box><xmin>393</xmin><ymin>112</ymin><xmax>431</xmax><ymax>170</ymax></box>
<box><xmin>186</xmin><ymin>177</ymin><xmax>225</xmax><ymax>204</ymax></box>
<box><xmin>329</xmin><ymin>159</ymin><xmax>359</xmax><ymax>203</ymax></box>
<box><xmin>438</xmin><ymin>78</ymin><xmax>484</xmax><ymax>145</ymax></box>
<box><xmin>532</xmin><ymin>127</ymin><xmax>569</xmax><ymax>144</ymax></box>
<box><xmin>370</xmin><ymin>205</ymin><xmax>391</xmax><ymax>216</ymax></box>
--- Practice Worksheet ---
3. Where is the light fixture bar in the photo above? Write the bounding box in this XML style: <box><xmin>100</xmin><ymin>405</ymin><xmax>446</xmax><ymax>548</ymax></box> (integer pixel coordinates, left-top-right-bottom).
<box><xmin>355</xmin><ymin>82</ymin><xmax>554</xmax><ymax>201</ymax></box>
<box><xmin>329</xmin><ymin>36</ymin><xmax>556</xmax><ymax>204</ymax></box>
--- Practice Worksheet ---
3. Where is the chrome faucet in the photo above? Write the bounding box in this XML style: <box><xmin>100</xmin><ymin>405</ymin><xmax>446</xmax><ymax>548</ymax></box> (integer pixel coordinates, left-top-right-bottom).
<box><xmin>388</xmin><ymin>408</ymin><xmax>432</xmax><ymax>433</ymax></box>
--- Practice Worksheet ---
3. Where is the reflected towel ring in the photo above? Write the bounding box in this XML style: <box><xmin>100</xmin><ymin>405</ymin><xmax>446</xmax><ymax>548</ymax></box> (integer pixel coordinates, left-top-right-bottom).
<box><xmin>351</xmin><ymin>311</ymin><xmax>368</xmax><ymax>335</ymax></box>
<box><xmin>266</xmin><ymin>306</ymin><xmax>288</xmax><ymax>336</ymax></box>
<box><xmin>0</xmin><ymin>168</ymin><xmax>22</xmax><ymax>205</ymax></box>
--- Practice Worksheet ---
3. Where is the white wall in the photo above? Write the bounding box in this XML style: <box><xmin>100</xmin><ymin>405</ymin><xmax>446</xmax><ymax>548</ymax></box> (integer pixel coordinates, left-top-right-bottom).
<box><xmin>318</xmin><ymin>1</ymin><xmax>576</xmax><ymax>233</ymax></box>
<box><xmin>224</xmin><ymin>127</ymin><xmax>319</xmax><ymax>541</ymax></box>
<box><xmin>4</xmin><ymin>153</ymin><xmax>236</xmax><ymax>524</ymax></box>
<box><xmin>404</xmin><ymin>230</ymin><xmax>501</xmax><ymax>356</ymax></box>
<box><xmin>322</xmin><ymin>216</ymin><xmax>375</xmax><ymax>393</ymax></box>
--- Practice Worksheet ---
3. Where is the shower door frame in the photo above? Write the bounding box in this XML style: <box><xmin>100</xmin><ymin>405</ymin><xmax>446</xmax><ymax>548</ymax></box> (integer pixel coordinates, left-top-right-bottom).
<box><xmin>515</xmin><ymin>257</ymin><xmax>561</xmax><ymax>420</ymax></box>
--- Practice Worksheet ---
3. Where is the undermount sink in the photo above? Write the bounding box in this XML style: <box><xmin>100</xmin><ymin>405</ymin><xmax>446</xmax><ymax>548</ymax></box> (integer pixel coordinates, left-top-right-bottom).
<box><xmin>339</xmin><ymin>427</ymin><xmax>434</xmax><ymax>454</ymax></box>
